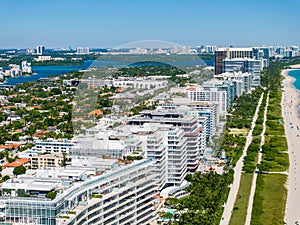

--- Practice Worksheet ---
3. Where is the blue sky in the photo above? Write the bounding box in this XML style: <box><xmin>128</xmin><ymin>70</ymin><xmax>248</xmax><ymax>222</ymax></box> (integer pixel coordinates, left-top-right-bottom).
<box><xmin>0</xmin><ymin>0</ymin><xmax>299</xmax><ymax>48</ymax></box>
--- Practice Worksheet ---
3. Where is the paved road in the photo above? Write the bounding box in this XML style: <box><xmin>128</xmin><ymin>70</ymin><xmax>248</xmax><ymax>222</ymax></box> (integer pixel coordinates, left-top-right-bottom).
<box><xmin>220</xmin><ymin>93</ymin><xmax>264</xmax><ymax>225</ymax></box>
<box><xmin>245</xmin><ymin>92</ymin><xmax>269</xmax><ymax>225</ymax></box>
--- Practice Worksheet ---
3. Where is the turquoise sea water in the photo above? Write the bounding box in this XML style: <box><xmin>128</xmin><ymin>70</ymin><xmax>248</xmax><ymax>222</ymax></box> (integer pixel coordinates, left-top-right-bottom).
<box><xmin>288</xmin><ymin>69</ymin><xmax>300</xmax><ymax>91</ymax></box>
<box><xmin>288</xmin><ymin>69</ymin><xmax>300</xmax><ymax>115</ymax></box>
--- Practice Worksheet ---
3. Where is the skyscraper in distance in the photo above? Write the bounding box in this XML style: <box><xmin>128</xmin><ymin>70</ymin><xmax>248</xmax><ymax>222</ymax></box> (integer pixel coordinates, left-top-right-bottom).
<box><xmin>36</xmin><ymin>45</ymin><xmax>45</xmax><ymax>55</ymax></box>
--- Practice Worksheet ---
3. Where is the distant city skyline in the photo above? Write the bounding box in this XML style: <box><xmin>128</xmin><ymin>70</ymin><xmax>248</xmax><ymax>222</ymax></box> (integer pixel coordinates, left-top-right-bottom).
<box><xmin>0</xmin><ymin>0</ymin><xmax>300</xmax><ymax>48</ymax></box>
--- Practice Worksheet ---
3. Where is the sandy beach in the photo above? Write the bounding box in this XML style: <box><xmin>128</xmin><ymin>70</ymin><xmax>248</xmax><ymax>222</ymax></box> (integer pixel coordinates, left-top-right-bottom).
<box><xmin>289</xmin><ymin>64</ymin><xmax>300</xmax><ymax>69</ymax></box>
<box><xmin>282</xmin><ymin>68</ymin><xmax>300</xmax><ymax>225</ymax></box>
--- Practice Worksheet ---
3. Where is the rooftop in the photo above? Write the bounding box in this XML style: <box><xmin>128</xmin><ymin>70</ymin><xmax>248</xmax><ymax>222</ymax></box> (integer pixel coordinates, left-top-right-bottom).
<box><xmin>216</xmin><ymin>47</ymin><xmax>253</xmax><ymax>51</ymax></box>
<box><xmin>0</xmin><ymin>159</ymin><xmax>151</xmax><ymax>202</ymax></box>
<box><xmin>0</xmin><ymin>143</ymin><xmax>22</xmax><ymax>149</ymax></box>
<box><xmin>2</xmin><ymin>158</ymin><xmax>29</xmax><ymax>169</ymax></box>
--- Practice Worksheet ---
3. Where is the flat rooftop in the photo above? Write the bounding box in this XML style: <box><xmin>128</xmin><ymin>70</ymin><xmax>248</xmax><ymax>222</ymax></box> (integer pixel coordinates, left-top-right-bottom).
<box><xmin>2</xmin><ymin>178</ymin><xmax>59</xmax><ymax>192</ymax></box>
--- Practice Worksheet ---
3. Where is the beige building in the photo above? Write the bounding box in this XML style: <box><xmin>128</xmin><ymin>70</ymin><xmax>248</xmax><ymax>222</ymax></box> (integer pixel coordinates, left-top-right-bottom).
<box><xmin>30</xmin><ymin>153</ymin><xmax>64</xmax><ymax>169</ymax></box>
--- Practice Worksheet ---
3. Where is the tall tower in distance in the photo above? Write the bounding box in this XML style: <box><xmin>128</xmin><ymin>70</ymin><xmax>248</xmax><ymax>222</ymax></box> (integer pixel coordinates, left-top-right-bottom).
<box><xmin>36</xmin><ymin>45</ymin><xmax>45</xmax><ymax>55</ymax></box>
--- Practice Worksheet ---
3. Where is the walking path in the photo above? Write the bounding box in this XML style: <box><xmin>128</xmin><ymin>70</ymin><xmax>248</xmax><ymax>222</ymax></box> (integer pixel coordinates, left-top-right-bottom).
<box><xmin>245</xmin><ymin>92</ymin><xmax>269</xmax><ymax>225</ymax></box>
<box><xmin>220</xmin><ymin>93</ymin><xmax>264</xmax><ymax>225</ymax></box>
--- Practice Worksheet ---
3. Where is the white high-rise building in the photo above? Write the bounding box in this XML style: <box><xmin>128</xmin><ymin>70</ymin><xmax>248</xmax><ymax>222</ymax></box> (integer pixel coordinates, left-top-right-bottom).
<box><xmin>157</xmin><ymin>98</ymin><xmax>217</xmax><ymax>139</ymax></box>
<box><xmin>223</xmin><ymin>58</ymin><xmax>262</xmax><ymax>86</ymax></box>
<box><xmin>166</xmin><ymin>127</ymin><xmax>188</xmax><ymax>185</ymax></box>
<box><xmin>36</xmin><ymin>45</ymin><xmax>45</xmax><ymax>55</ymax></box>
<box><xmin>205</xmin><ymin>45</ymin><xmax>217</xmax><ymax>54</ymax></box>
<box><xmin>21</xmin><ymin>61</ymin><xmax>32</xmax><ymax>74</ymax></box>
<box><xmin>187</xmin><ymin>87</ymin><xmax>227</xmax><ymax>115</ymax></box>
<box><xmin>31</xmin><ymin>139</ymin><xmax>74</xmax><ymax>154</ymax></box>
<box><xmin>146</xmin><ymin>126</ymin><xmax>168</xmax><ymax>190</ymax></box>
<box><xmin>128</xmin><ymin>110</ymin><xmax>201</xmax><ymax>173</ymax></box>
<box><xmin>7</xmin><ymin>64</ymin><xmax>21</xmax><ymax>77</ymax></box>
<box><xmin>76</xmin><ymin>47</ymin><xmax>90</xmax><ymax>55</ymax></box>
<box><xmin>214</xmin><ymin>71</ymin><xmax>253</xmax><ymax>94</ymax></box>
<box><xmin>0</xmin><ymin>159</ymin><xmax>158</xmax><ymax>225</ymax></box>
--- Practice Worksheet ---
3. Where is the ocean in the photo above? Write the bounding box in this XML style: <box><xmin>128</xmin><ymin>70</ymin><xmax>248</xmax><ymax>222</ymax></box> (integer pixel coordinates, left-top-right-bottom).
<box><xmin>288</xmin><ymin>69</ymin><xmax>300</xmax><ymax>91</ymax></box>
<box><xmin>288</xmin><ymin>69</ymin><xmax>300</xmax><ymax>115</ymax></box>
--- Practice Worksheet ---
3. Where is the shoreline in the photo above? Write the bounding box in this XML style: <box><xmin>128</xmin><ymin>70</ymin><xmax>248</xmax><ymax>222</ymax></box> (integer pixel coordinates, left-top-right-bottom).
<box><xmin>282</xmin><ymin>68</ymin><xmax>300</xmax><ymax>224</ymax></box>
<box><xmin>289</xmin><ymin>63</ymin><xmax>300</xmax><ymax>69</ymax></box>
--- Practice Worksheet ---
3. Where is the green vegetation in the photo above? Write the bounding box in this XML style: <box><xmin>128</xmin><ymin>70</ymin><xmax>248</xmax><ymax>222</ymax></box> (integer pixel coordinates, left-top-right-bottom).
<box><xmin>242</xmin><ymin>92</ymin><xmax>267</xmax><ymax>173</ymax></box>
<box><xmin>229</xmin><ymin>174</ymin><xmax>253</xmax><ymax>225</ymax></box>
<box><xmin>221</xmin><ymin>88</ymin><xmax>263</xmax><ymax>166</ymax></box>
<box><xmin>58</xmin><ymin>215</ymin><xmax>70</xmax><ymax>219</ymax></box>
<box><xmin>60</xmin><ymin>152</ymin><xmax>68</xmax><ymax>167</ymax></box>
<box><xmin>123</xmin><ymin>155</ymin><xmax>143</xmax><ymax>160</ymax></box>
<box><xmin>2</xmin><ymin>188</ymin><xmax>11</xmax><ymax>195</ymax></box>
<box><xmin>165</xmin><ymin>171</ymin><xmax>233</xmax><ymax>225</ymax></box>
<box><xmin>226</xmin><ymin>88</ymin><xmax>263</xmax><ymax>130</ymax></box>
<box><xmin>92</xmin><ymin>194</ymin><xmax>103</xmax><ymax>198</ymax></box>
<box><xmin>251</xmin><ymin>174</ymin><xmax>287</xmax><ymax>225</ymax></box>
<box><xmin>248</xmin><ymin>60</ymin><xmax>291</xmax><ymax>224</ymax></box>
<box><xmin>258</xmin><ymin>66</ymin><xmax>289</xmax><ymax>172</ymax></box>
<box><xmin>115</xmin><ymin>62</ymin><xmax>185</xmax><ymax>77</ymax></box>
<box><xmin>252</xmin><ymin>124</ymin><xmax>263</xmax><ymax>136</ymax></box>
<box><xmin>115</xmin><ymin>62</ymin><xmax>192</xmax><ymax>87</ymax></box>
<box><xmin>242</xmin><ymin>142</ymin><xmax>260</xmax><ymax>173</ymax></box>
<box><xmin>1</xmin><ymin>175</ymin><xmax>10</xmax><ymax>183</ymax></box>
<box><xmin>17</xmin><ymin>189</ymin><xmax>30</xmax><ymax>197</ymax></box>
<box><xmin>95</xmin><ymin>53</ymin><xmax>213</xmax><ymax>64</ymax></box>
<box><xmin>0</xmin><ymin>52</ymin><xmax>96</xmax><ymax>67</ymax></box>
<box><xmin>13</xmin><ymin>165</ymin><xmax>26</xmax><ymax>176</ymax></box>
<box><xmin>46</xmin><ymin>191</ymin><xmax>57</xmax><ymax>200</ymax></box>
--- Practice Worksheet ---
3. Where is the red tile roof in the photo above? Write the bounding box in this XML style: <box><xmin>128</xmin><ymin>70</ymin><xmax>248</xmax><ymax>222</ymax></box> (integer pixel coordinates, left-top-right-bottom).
<box><xmin>0</xmin><ymin>143</ymin><xmax>22</xmax><ymax>149</ymax></box>
<box><xmin>2</xmin><ymin>158</ymin><xmax>29</xmax><ymax>169</ymax></box>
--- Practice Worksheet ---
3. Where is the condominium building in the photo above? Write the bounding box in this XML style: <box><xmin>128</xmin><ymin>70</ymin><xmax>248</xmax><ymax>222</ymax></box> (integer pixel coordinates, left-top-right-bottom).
<box><xmin>127</xmin><ymin>122</ymin><xmax>188</xmax><ymax>187</ymax></box>
<box><xmin>187</xmin><ymin>87</ymin><xmax>227</xmax><ymax>114</ymax></box>
<box><xmin>34</xmin><ymin>56</ymin><xmax>52</xmax><ymax>61</ymax></box>
<box><xmin>223</xmin><ymin>58</ymin><xmax>262</xmax><ymax>86</ymax></box>
<box><xmin>202</xmin><ymin>79</ymin><xmax>235</xmax><ymax>109</ymax></box>
<box><xmin>145</xmin><ymin>126</ymin><xmax>168</xmax><ymax>190</ymax></box>
<box><xmin>232</xmin><ymin>79</ymin><xmax>244</xmax><ymax>97</ymax></box>
<box><xmin>157</xmin><ymin>98</ymin><xmax>215</xmax><ymax>139</ymax></box>
<box><xmin>21</xmin><ymin>61</ymin><xmax>32</xmax><ymax>74</ymax></box>
<box><xmin>31</xmin><ymin>139</ymin><xmax>74</xmax><ymax>154</ymax></box>
<box><xmin>112</xmin><ymin>77</ymin><xmax>168</xmax><ymax>90</ymax></box>
<box><xmin>128</xmin><ymin>110</ymin><xmax>200</xmax><ymax>173</ymax></box>
<box><xmin>70</xmin><ymin>132</ymin><xmax>142</xmax><ymax>159</ymax></box>
<box><xmin>166</xmin><ymin>127</ymin><xmax>188</xmax><ymax>184</ymax></box>
<box><xmin>0</xmin><ymin>159</ymin><xmax>157</xmax><ymax>225</ymax></box>
<box><xmin>197</xmin><ymin>117</ymin><xmax>207</xmax><ymax>149</ymax></box>
<box><xmin>30</xmin><ymin>153</ymin><xmax>64</xmax><ymax>169</ymax></box>
<box><xmin>188</xmin><ymin>105</ymin><xmax>213</xmax><ymax>138</ymax></box>
<box><xmin>76</xmin><ymin>47</ymin><xmax>90</xmax><ymax>55</ymax></box>
<box><xmin>215</xmin><ymin>72</ymin><xmax>253</xmax><ymax>94</ymax></box>
<box><xmin>36</xmin><ymin>45</ymin><xmax>45</xmax><ymax>55</ymax></box>
<box><xmin>215</xmin><ymin>47</ymin><xmax>253</xmax><ymax>74</ymax></box>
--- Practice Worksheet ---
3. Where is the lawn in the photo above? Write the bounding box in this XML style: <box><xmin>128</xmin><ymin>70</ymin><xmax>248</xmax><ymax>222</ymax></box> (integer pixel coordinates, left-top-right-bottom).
<box><xmin>250</xmin><ymin>174</ymin><xmax>287</xmax><ymax>225</ymax></box>
<box><xmin>229</xmin><ymin>174</ymin><xmax>253</xmax><ymax>225</ymax></box>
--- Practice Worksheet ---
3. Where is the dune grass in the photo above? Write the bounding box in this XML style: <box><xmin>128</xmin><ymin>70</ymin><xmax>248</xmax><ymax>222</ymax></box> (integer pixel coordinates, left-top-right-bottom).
<box><xmin>250</xmin><ymin>174</ymin><xmax>287</xmax><ymax>225</ymax></box>
<box><xmin>229</xmin><ymin>174</ymin><xmax>253</xmax><ymax>225</ymax></box>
